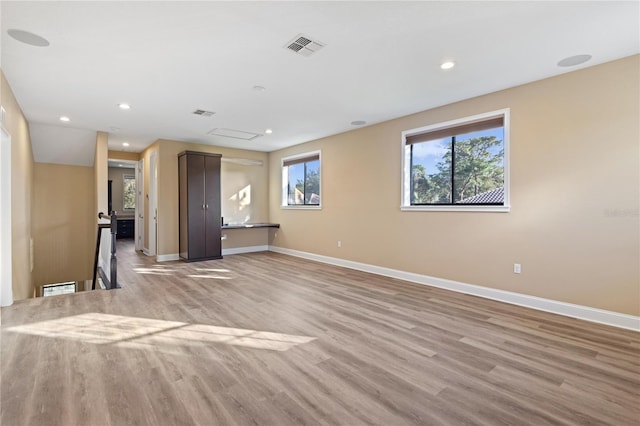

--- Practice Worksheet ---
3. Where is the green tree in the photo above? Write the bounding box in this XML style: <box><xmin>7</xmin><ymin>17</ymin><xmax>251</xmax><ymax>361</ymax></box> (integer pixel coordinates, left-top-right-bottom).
<box><xmin>453</xmin><ymin>136</ymin><xmax>503</xmax><ymax>201</ymax></box>
<box><xmin>412</xmin><ymin>135</ymin><xmax>503</xmax><ymax>204</ymax></box>
<box><xmin>296</xmin><ymin>169</ymin><xmax>320</xmax><ymax>204</ymax></box>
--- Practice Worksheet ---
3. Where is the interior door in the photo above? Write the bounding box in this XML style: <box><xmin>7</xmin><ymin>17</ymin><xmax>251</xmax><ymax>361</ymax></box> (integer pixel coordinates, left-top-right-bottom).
<box><xmin>135</xmin><ymin>159</ymin><xmax>144</xmax><ymax>251</ymax></box>
<box><xmin>148</xmin><ymin>150</ymin><xmax>158</xmax><ymax>256</ymax></box>
<box><xmin>0</xmin><ymin>127</ymin><xmax>13</xmax><ymax>307</ymax></box>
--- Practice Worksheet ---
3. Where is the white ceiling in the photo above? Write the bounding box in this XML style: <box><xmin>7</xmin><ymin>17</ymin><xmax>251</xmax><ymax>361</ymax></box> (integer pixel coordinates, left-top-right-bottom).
<box><xmin>1</xmin><ymin>1</ymin><xmax>638</xmax><ymax>166</ymax></box>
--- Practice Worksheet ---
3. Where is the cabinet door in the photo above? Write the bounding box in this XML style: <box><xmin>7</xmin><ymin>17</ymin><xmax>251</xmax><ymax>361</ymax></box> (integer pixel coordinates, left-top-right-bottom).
<box><xmin>204</xmin><ymin>155</ymin><xmax>221</xmax><ymax>258</ymax></box>
<box><xmin>187</xmin><ymin>154</ymin><xmax>207</xmax><ymax>259</ymax></box>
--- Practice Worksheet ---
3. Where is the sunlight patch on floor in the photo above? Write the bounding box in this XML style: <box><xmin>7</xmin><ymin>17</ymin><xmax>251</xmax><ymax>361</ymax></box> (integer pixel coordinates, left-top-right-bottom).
<box><xmin>7</xmin><ymin>313</ymin><xmax>316</xmax><ymax>352</ymax></box>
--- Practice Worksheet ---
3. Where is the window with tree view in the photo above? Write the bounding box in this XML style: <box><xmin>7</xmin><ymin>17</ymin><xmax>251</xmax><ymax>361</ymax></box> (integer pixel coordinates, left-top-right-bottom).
<box><xmin>282</xmin><ymin>152</ymin><xmax>321</xmax><ymax>207</ymax></box>
<box><xmin>123</xmin><ymin>175</ymin><xmax>136</xmax><ymax>210</ymax></box>
<box><xmin>402</xmin><ymin>110</ymin><xmax>509</xmax><ymax>210</ymax></box>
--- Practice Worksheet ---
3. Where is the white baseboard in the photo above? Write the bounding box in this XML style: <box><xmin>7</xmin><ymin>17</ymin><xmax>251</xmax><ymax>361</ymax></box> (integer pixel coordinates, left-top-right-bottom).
<box><xmin>156</xmin><ymin>253</ymin><xmax>179</xmax><ymax>262</ymax></box>
<box><xmin>223</xmin><ymin>245</ymin><xmax>269</xmax><ymax>255</ymax></box>
<box><xmin>268</xmin><ymin>246</ymin><xmax>639</xmax><ymax>332</ymax></box>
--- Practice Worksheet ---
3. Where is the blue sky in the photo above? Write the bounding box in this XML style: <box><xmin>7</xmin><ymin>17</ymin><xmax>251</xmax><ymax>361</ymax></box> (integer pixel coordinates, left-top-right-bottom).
<box><xmin>288</xmin><ymin>160</ymin><xmax>319</xmax><ymax>189</ymax></box>
<box><xmin>411</xmin><ymin>128</ymin><xmax>504</xmax><ymax>175</ymax></box>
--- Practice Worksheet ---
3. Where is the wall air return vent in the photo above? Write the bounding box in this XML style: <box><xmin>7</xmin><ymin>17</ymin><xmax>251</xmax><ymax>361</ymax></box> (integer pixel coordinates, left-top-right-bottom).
<box><xmin>207</xmin><ymin>128</ymin><xmax>262</xmax><ymax>141</ymax></box>
<box><xmin>192</xmin><ymin>109</ymin><xmax>215</xmax><ymax>117</ymax></box>
<box><xmin>285</xmin><ymin>34</ymin><xmax>325</xmax><ymax>57</ymax></box>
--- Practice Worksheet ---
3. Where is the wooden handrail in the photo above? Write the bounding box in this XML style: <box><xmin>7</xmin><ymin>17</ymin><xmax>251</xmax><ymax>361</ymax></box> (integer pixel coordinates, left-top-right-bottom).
<box><xmin>92</xmin><ymin>211</ymin><xmax>119</xmax><ymax>290</ymax></box>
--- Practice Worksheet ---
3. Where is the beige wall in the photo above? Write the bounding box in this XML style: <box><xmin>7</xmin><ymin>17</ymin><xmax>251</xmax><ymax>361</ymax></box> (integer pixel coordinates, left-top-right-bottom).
<box><xmin>95</xmin><ymin>132</ymin><xmax>108</xmax><ymax>217</ymax></box>
<box><xmin>32</xmin><ymin>163</ymin><xmax>95</xmax><ymax>288</ymax></box>
<box><xmin>268</xmin><ymin>55</ymin><xmax>640</xmax><ymax>316</ymax></box>
<box><xmin>1</xmin><ymin>70</ymin><xmax>34</xmax><ymax>300</ymax></box>
<box><xmin>108</xmin><ymin>150</ymin><xmax>140</xmax><ymax>162</ymax></box>
<box><xmin>145</xmin><ymin>139</ymin><xmax>269</xmax><ymax>256</ymax></box>
<box><xmin>108</xmin><ymin>167</ymin><xmax>136</xmax><ymax>218</ymax></box>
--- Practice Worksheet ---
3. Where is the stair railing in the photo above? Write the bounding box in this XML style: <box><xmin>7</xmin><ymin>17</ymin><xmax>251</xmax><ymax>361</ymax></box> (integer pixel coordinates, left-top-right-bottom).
<box><xmin>92</xmin><ymin>211</ymin><xmax>119</xmax><ymax>290</ymax></box>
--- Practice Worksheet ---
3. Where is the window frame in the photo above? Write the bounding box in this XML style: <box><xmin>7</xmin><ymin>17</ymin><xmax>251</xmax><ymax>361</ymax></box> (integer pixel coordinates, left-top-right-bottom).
<box><xmin>401</xmin><ymin>109</ymin><xmax>510</xmax><ymax>212</ymax></box>
<box><xmin>281</xmin><ymin>150</ymin><xmax>322</xmax><ymax>210</ymax></box>
<box><xmin>123</xmin><ymin>174</ymin><xmax>136</xmax><ymax>211</ymax></box>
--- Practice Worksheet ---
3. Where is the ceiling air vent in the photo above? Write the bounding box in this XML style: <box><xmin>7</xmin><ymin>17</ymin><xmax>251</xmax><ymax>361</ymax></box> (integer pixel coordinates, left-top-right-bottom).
<box><xmin>192</xmin><ymin>109</ymin><xmax>215</xmax><ymax>117</ymax></box>
<box><xmin>285</xmin><ymin>34</ymin><xmax>325</xmax><ymax>57</ymax></box>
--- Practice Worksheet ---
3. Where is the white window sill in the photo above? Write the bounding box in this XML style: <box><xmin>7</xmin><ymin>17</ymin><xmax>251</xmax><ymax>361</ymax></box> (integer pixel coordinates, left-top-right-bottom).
<box><xmin>281</xmin><ymin>205</ymin><xmax>322</xmax><ymax>210</ymax></box>
<box><xmin>401</xmin><ymin>205</ymin><xmax>510</xmax><ymax>213</ymax></box>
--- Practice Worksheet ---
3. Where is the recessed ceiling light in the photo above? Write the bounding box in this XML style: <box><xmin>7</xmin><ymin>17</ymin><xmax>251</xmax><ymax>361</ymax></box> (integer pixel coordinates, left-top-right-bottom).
<box><xmin>7</xmin><ymin>29</ymin><xmax>50</xmax><ymax>47</ymax></box>
<box><xmin>557</xmin><ymin>54</ymin><xmax>592</xmax><ymax>67</ymax></box>
<box><xmin>118</xmin><ymin>103</ymin><xmax>131</xmax><ymax>110</ymax></box>
<box><xmin>265</xmin><ymin>129</ymin><xmax>273</xmax><ymax>134</ymax></box>
<box><xmin>253</xmin><ymin>85</ymin><xmax>266</xmax><ymax>92</ymax></box>
<box><xmin>440</xmin><ymin>61</ymin><xmax>455</xmax><ymax>70</ymax></box>
<box><xmin>351</xmin><ymin>120</ymin><xmax>366</xmax><ymax>126</ymax></box>
<box><xmin>59</xmin><ymin>116</ymin><xmax>70</xmax><ymax>122</ymax></box>
<box><xmin>122</xmin><ymin>142</ymin><xmax>130</xmax><ymax>147</ymax></box>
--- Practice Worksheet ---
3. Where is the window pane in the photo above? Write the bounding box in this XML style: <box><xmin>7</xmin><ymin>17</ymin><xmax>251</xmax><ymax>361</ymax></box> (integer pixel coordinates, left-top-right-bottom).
<box><xmin>287</xmin><ymin>163</ymin><xmax>304</xmax><ymax>205</ymax></box>
<box><xmin>123</xmin><ymin>176</ymin><xmax>136</xmax><ymax>210</ymax></box>
<box><xmin>454</xmin><ymin>128</ymin><xmax>504</xmax><ymax>204</ymax></box>
<box><xmin>304</xmin><ymin>159</ymin><xmax>320</xmax><ymax>205</ymax></box>
<box><xmin>410</xmin><ymin>138</ymin><xmax>452</xmax><ymax>204</ymax></box>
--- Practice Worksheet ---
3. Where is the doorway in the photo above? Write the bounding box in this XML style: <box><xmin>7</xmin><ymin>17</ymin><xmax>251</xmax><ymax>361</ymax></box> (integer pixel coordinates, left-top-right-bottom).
<box><xmin>107</xmin><ymin>158</ymin><xmax>139</xmax><ymax>254</ymax></box>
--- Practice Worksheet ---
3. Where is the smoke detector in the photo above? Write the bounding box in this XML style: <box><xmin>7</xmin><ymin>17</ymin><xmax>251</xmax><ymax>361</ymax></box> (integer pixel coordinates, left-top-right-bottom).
<box><xmin>285</xmin><ymin>34</ymin><xmax>325</xmax><ymax>57</ymax></box>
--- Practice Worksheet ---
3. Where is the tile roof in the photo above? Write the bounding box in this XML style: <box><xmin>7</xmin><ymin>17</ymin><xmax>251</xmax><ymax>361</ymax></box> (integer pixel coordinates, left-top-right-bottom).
<box><xmin>458</xmin><ymin>186</ymin><xmax>504</xmax><ymax>204</ymax></box>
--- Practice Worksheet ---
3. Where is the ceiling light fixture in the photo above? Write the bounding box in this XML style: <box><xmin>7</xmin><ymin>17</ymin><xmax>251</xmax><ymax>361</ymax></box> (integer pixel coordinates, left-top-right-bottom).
<box><xmin>59</xmin><ymin>116</ymin><xmax>70</xmax><ymax>122</ymax></box>
<box><xmin>265</xmin><ymin>129</ymin><xmax>273</xmax><ymax>134</ymax></box>
<box><xmin>7</xmin><ymin>29</ymin><xmax>50</xmax><ymax>47</ymax></box>
<box><xmin>122</xmin><ymin>142</ymin><xmax>130</xmax><ymax>147</ymax></box>
<box><xmin>557</xmin><ymin>54</ymin><xmax>592</xmax><ymax>67</ymax></box>
<box><xmin>118</xmin><ymin>103</ymin><xmax>131</xmax><ymax>110</ymax></box>
<box><xmin>253</xmin><ymin>85</ymin><xmax>266</xmax><ymax>92</ymax></box>
<box><xmin>440</xmin><ymin>61</ymin><xmax>455</xmax><ymax>70</ymax></box>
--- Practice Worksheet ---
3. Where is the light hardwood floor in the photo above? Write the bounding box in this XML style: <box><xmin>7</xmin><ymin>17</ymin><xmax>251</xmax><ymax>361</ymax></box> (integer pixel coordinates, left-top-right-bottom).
<box><xmin>2</xmin><ymin>240</ymin><xmax>639</xmax><ymax>425</ymax></box>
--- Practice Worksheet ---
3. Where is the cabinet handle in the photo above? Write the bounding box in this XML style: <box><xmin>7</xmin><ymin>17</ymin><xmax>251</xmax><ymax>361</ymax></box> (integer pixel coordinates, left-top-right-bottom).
<box><xmin>202</xmin><ymin>204</ymin><xmax>205</xmax><ymax>210</ymax></box>
<box><xmin>205</xmin><ymin>204</ymin><xmax>209</xmax><ymax>209</ymax></box>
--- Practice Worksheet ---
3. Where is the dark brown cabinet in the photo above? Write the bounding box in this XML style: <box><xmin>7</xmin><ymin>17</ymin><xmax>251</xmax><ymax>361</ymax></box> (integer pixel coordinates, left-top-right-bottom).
<box><xmin>178</xmin><ymin>151</ymin><xmax>222</xmax><ymax>261</ymax></box>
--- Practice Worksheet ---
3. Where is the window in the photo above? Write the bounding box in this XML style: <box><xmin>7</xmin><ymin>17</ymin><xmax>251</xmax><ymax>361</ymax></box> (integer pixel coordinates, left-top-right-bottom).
<box><xmin>402</xmin><ymin>109</ymin><xmax>509</xmax><ymax>212</ymax></box>
<box><xmin>282</xmin><ymin>151</ymin><xmax>321</xmax><ymax>208</ymax></box>
<box><xmin>123</xmin><ymin>175</ymin><xmax>136</xmax><ymax>210</ymax></box>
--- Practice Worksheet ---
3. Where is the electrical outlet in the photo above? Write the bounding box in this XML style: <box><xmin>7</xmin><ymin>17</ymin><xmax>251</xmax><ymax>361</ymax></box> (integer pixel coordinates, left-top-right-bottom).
<box><xmin>337</xmin><ymin>240</ymin><xmax>342</xmax><ymax>248</ymax></box>
<box><xmin>514</xmin><ymin>263</ymin><xmax>521</xmax><ymax>274</ymax></box>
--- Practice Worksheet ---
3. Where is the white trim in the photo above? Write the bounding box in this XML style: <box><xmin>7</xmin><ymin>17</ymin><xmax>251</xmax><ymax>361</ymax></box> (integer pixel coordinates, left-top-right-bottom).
<box><xmin>156</xmin><ymin>253</ymin><xmax>179</xmax><ymax>262</ymax></box>
<box><xmin>401</xmin><ymin>205</ymin><xmax>510</xmax><ymax>213</ymax></box>
<box><xmin>280</xmin><ymin>206</ymin><xmax>322</xmax><ymax>211</ymax></box>
<box><xmin>401</xmin><ymin>108</ymin><xmax>510</xmax><ymax>211</ymax></box>
<box><xmin>1</xmin><ymin>126</ymin><xmax>13</xmax><ymax>307</ymax></box>
<box><xmin>222</xmin><ymin>245</ymin><xmax>269</xmax><ymax>255</ymax></box>
<box><xmin>281</xmin><ymin>149</ymin><xmax>322</xmax><ymax>209</ymax></box>
<box><xmin>268</xmin><ymin>246</ymin><xmax>639</xmax><ymax>331</ymax></box>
